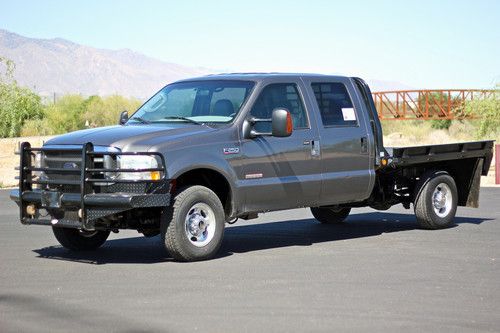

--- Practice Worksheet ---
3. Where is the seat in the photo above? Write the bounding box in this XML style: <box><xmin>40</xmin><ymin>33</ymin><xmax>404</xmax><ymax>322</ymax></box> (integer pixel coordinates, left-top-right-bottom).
<box><xmin>212</xmin><ymin>99</ymin><xmax>234</xmax><ymax>117</ymax></box>
<box><xmin>321</xmin><ymin>100</ymin><xmax>344</xmax><ymax>126</ymax></box>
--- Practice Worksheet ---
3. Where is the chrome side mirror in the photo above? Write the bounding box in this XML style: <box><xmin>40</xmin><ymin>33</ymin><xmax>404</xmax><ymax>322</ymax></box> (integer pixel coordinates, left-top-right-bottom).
<box><xmin>242</xmin><ymin>108</ymin><xmax>293</xmax><ymax>139</ymax></box>
<box><xmin>271</xmin><ymin>108</ymin><xmax>293</xmax><ymax>137</ymax></box>
<box><xmin>118</xmin><ymin>110</ymin><xmax>128</xmax><ymax>125</ymax></box>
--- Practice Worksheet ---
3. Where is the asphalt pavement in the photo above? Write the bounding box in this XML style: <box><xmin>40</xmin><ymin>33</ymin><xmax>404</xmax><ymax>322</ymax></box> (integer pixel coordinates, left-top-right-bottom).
<box><xmin>0</xmin><ymin>188</ymin><xmax>499</xmax><ymax>332</ymax></box>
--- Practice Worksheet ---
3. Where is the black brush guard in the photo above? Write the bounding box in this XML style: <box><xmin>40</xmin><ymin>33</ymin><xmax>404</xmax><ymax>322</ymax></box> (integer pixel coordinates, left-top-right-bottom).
<box><xmin>10</xmin><ymin>142</ymin><xmax>171</xmax><ymax>231</ymax></box>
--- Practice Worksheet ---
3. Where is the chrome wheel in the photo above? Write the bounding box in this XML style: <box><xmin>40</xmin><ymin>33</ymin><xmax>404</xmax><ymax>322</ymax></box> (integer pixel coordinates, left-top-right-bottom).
<box><xmin>432</xmin><ymin>183</ymin><xmax>452</xmax><ymax>218</ymax></box>
<box><xmin>184</xmin><ymin>203</ymin><xmax>215</xmax><ymax>247</ymax></box>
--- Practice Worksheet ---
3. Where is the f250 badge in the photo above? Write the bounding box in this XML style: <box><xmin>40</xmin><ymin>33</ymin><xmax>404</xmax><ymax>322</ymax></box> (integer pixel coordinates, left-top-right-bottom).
<box><xmin>223</xmin><ymin>147</ymin><xmax>240</xmax><ymax>155</ymax></box>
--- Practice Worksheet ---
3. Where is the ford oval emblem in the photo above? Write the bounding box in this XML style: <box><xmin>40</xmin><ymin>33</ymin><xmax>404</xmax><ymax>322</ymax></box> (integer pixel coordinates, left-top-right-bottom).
<box><xmin>63</xmin><ymin>162</ymin><xmax>79</xmax><ymax>169</ymax></box>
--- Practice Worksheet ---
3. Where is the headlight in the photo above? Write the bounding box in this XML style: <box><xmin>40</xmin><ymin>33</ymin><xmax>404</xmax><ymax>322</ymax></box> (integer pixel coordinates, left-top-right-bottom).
<box><xmin>32</xmin><ymin>151</ymin><xmax>43</xmax><ymax>180</ymax></box>
<box><xmin>117</xmin><ymin>155</ymin><xmax>161</xmax><ymax>180</ymax></box>
<box><xmin>33</xmin><ymin>152</ymin><xmax>42</xmax><ymax>169</ymax></box>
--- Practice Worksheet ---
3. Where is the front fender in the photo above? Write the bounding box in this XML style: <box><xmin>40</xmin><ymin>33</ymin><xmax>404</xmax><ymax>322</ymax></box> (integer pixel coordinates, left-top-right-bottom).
<box><xmin>164</xmin><ymin>150</ymin><xmax>242</xmax><ymax>217</ymax></box>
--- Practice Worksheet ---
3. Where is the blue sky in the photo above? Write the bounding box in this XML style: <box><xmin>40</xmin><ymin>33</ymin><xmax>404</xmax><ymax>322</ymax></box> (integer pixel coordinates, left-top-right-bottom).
<box><xmin>1</xmin><ymin>0</ymin><xmax>499</xmax><ymax>89</ymax></box>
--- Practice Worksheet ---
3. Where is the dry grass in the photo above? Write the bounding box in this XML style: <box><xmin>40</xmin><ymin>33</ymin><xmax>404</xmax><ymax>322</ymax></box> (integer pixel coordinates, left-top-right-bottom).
<box><xmin>381</xmin><ymin>120</ymin><xmax>499</xmax><ymax>147</ymax></box>
<box><xmin>381</xmin><ymin>120</ymin><xmax>497</xmax><ymax>186</ymax></box>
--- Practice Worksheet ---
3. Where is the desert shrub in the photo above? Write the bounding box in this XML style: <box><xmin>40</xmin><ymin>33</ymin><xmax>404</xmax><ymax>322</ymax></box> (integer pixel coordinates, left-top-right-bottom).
<box><xmin>463</xmin><ymin>92</ymin><xmax>500</xmax><ymax>139</ymax></box>
<box><xmin>82</xmin><ymin>95</ymin><xmax>142</xmax><ymax>127</ymax></box>
<box><xmin>42</xmin><ymin>94</ymin><xmax>87</xmax><ymax>134</ymax></box>
<box><xmin>430</xmin><ymin>119</ymin><xmax>452</xmax><ymax>130</ymax></box>
<box><xmin>19</xmin><ymin>94</ymin><xmax>143</xmax><ymax>136</ymax></box>
<box><xmin>0</xmin><ymin>56</ymin><xmax>44</xmax><ymax>137</ymax></box>
<box><xmin>20</xmin><ymin>118</ymin><xmax>53</xmax><ymax>137</ymax></box>
<box><xmin>2</xmin><ymin>55</ymin><xmax>144</xmax><ymax>137</ymax></box>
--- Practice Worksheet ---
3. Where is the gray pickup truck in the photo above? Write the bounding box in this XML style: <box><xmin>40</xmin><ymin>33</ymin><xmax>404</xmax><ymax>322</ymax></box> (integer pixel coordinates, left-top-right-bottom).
<box><xmin>11</xmin><ymin>74</ymin><xmax>494</xmax><ymax>261</ymax></box>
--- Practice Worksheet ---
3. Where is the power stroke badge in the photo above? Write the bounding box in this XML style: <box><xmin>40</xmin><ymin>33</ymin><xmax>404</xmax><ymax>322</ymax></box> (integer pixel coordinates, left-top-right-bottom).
<box><xmin>223</xmin><ymin>147</ymin><xmax>240</xmax><ymax>155</ymax></box>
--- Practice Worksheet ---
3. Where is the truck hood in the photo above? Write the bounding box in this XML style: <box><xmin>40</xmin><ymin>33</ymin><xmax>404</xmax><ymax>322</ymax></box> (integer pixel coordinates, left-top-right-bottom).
<box><xmin>45</xmin><ymin>124</ymin><xmax>216</xmax><ymax>150</ymax></box>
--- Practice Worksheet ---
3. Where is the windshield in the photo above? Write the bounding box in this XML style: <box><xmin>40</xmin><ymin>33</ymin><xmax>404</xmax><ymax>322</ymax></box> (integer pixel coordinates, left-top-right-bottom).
<box><xmin>128</xmin><ymin>80</ymin><xmax>254</xmax><ymax>124</ymax></box>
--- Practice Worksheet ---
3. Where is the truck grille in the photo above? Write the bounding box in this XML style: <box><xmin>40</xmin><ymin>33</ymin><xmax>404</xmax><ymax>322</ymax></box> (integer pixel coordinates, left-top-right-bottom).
<box><xmin>41</xmin><ymin>149</ymin><xmax>109</xmax><ymax>192</ymax></box>
<box><xmin>19</xmin><ymin>143</ymin><xmax>166</xmax><ymax>195</ymax></box>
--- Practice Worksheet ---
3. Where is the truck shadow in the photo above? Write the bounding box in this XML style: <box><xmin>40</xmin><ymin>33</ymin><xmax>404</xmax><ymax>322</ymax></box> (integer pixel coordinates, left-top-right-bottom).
<box><xmin>32</xmin><ymin>212</ymin><xmax>493</xmax><ymax>265</ymax></box>
<box><xmin>221</xmin><ymin>212</ymin><xmax>492</xmax><ymax>255</ymax></box>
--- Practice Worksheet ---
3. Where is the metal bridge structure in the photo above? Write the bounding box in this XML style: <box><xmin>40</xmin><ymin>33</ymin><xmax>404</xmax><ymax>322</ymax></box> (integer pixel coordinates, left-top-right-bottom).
<box><xmin>371</xmin><ymin>89</ymin><xmax>498</xmax><ymax>120</ymax></box>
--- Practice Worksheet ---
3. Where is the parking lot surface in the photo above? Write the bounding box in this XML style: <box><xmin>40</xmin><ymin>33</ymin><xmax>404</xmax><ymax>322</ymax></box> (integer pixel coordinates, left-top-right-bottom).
<box><xmin>1</xmin><ymin>188</ymin><xmax>499</xmax><ymax>332</ymax></box>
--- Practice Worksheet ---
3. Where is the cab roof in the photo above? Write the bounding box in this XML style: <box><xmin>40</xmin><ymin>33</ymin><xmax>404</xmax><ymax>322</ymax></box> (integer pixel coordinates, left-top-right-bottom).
<box><xmin>174</xmin><ymin>72</ymin><xmax>349</xmax><ymax>83</ymax></box>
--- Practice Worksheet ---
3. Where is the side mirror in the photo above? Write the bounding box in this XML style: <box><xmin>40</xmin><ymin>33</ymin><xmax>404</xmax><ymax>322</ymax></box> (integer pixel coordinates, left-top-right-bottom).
<box><xmin>118</xmin><ymin>110</ymin><xmax>128</xmax><ymax>125</ymax></box>
<box><xmin>271</xmin><ymin>108</ymin><xmax>293</xmax><ymax>137</ymax></box>
<box><xmin>242</xmin><ymin>108</ymin><xmax>293</xmax><ymax>139</ymax></box>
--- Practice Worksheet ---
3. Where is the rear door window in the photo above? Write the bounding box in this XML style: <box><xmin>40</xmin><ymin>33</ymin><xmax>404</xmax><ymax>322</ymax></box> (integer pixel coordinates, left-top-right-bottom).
<box><xmin>311</xmin><ymin>83</ymin><xmax>358</xmax><ymax>127</ymax></box>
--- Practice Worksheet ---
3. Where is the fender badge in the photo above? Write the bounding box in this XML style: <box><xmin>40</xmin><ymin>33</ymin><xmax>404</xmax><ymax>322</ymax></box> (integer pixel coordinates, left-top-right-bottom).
<box><xmin>223</xmin><ymin>147</ymin><xmax>240</xmax><ymax>155</ymax></box>
<box><xmin>245</xmin><ymin>173</ymin><xmax>263</xmax><ymax>179</ymax></box>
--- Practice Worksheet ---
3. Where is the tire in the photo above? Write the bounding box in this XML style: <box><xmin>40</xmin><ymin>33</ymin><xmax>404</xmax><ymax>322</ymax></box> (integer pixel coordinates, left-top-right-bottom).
<box><xmin>414</xmin><ymin>170</ymin><xmax>458</xmax><ymax>229</ymax></box>
<box><xmin>310</xmin><ymin>207</ymin><xmax>351</xmax><ymax>224</ymax></box>
<box><xmin>161</xmin><ymin>186</ymin><xmax>225</xmax><ymax>262</ymax></box>
<box><xmin>52</xmin><ymin>227</ymin><xmax>110</xmax><ymax>251</ymax></box>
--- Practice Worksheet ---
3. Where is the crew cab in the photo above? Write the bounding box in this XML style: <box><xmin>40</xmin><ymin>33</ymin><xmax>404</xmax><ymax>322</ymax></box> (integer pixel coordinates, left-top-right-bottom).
<box><xmin>10</xmin><ymin>74</ymin><xmax>494</xmax><ymax>261</ymax></box>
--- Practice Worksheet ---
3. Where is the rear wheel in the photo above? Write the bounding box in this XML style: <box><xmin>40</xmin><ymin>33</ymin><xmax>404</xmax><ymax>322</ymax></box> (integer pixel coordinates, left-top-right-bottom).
<box><xmin>52</xmin><ymin>227</ymin><xmax>110</xmax><ymax>251</ymax></box>
<box><xmin>310</xmin><ymin>207</ymin><xmax>351</xmax><ymax>224</ymax></box>
<box><xmin>161</xmin><ymin>186</ymin><xmax>225</xmax><ymax>262</ymax></box>
<box><xmin>414</xmin><ymin>170</ymin><xmax>458</xmax><ymax>229</ymax></box>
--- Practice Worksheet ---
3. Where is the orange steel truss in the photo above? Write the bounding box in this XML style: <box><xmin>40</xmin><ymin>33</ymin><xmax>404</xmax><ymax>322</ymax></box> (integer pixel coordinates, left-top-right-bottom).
<box><xmin>371</xmin><ymin>89</ymin><xmax>498</xmax><ymax>120</ymax></box>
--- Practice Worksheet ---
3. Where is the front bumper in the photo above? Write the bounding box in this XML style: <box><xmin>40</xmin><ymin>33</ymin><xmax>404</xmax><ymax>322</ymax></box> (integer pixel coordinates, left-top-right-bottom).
<box><xmin>10</xmin><ymin>189</ymin><xmax>170</xmax><ymax>229</ymax></box>
<box><xmin>12</xmin><ymin>141</ymin><xmax>170</xmax><ymax>230</ymax></box>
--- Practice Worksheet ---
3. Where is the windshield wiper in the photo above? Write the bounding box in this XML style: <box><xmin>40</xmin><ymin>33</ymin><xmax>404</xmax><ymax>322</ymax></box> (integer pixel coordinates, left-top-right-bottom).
<box><xmin>129</xmin><ymin>116</ymin><xmax>150</xmax><ymax>124</ymax></box>
<box><xmin>161</xmin><ymin>116</ymin><xmax>202</xmax><ymax>125</ymax></box>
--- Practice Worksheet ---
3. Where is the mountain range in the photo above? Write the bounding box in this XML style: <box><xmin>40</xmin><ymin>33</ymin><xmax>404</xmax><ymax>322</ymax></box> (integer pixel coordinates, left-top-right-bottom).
<box><xmin>0</xmin><ymin>29</ymin><xmax>211</xmax><ymax>98</ymax></box>
<box><xmin>0</xmin><ymin>29</ymin><xmax>411</xmax><ymax>98</ymax></box>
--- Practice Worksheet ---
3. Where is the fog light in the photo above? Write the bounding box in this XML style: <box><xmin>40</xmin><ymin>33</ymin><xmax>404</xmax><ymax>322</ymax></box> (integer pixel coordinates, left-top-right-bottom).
<box><xmin>26</xmin><ymin>204</ymin><xmax>36</xmax><ymax>216</ymax></box>
<box><xmin>151</xmin><ymin>171</ymin><xmax>161</xmax><ymax>181</ymax></box>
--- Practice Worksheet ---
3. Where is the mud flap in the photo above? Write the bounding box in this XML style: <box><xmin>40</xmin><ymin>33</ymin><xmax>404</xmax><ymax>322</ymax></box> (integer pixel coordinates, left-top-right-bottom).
<box><xmin>466</xmin><ymin>158</ymin><xmax>483</xmax><ymax>208</ymax></box>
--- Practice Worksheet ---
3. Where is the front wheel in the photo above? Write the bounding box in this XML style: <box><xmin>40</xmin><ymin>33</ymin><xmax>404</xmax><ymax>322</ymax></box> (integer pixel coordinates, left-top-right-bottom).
<box><xmin>414</xmin><ymin>170</ymin><xmax>458</xmax><ymax>229</ymax></box>
<box><xmin>161</xmin><ymin>186</ymin><xmax>225</xmax><ymax>262</ymax></box>
<box><xmin>52</xmin><ymin>227</ymin><xmax>110</xmax><ymax>251</ymax></box>
<box><xmin>310</xmin><ymin>207</ymin><xmax>351</xmax><ymax>224</ymax></box>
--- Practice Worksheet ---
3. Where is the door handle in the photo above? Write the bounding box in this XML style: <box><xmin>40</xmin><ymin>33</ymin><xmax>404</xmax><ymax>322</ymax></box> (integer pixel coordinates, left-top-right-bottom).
<box><xmin>360</xmin><ymin>137</ymin><xmax>368</xmax><ymax>154</ymax></box>
<box><xmin>303</xmin><ymin>140</ymin><xmax>311</xmax><ymax>145</ymax></box>
<box><xmin>311</xmin><ymin>140</ymin><xmax>320</xmax><ymax>157</ymax></box>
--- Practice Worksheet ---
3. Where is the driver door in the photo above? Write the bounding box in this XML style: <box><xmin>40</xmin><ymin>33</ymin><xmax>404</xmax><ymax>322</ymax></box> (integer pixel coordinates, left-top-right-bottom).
<box><xmin>240</xmin><ymin>81</ymin><xmax>322</xmax><ymax>212</ymax></box>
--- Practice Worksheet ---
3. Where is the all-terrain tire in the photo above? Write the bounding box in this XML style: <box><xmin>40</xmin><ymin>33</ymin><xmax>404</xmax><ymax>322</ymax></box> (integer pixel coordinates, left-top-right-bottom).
<box><xmin>161</xmin><ymin>186</ymin><xmax>225</xmax><ymax>262</ymax></box>
<box><xmin>414</xmin><ymin>170</ymin><xmax>458</xmax><ymax>229</ymax></box>
<box><xmin>52</xmin><ymin>227</ymin><xmax>110</xmax><ymax>251</ymax></box>
<box><xmin>310</xmin><ymin>207</ymin><xmax>351</xmax><ymax>224</ymax></box>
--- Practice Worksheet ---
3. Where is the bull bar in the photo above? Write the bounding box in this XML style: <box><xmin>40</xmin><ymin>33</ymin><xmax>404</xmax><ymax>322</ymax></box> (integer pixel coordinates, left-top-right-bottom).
<box><xmin>10</xmin><ymin>142</ymin><xmax>171</xmax><ymax>231</ymax></box>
